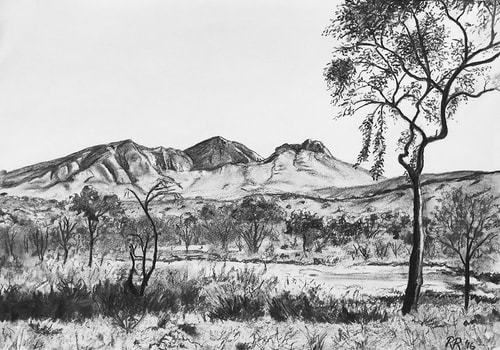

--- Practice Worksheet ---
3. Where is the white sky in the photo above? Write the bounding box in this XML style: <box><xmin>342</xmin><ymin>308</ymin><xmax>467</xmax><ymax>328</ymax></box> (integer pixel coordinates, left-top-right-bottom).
<box><xmin>0</xmin><ymin>0</ymin><xmax>499</xmax><ymax>177</ymax></box>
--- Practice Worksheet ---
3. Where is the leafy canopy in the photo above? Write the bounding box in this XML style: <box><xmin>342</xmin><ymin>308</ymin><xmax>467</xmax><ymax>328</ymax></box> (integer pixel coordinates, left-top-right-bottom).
<box><xmin>70</xmin><ymin>185</ymin><xmax>122</xmax><ymax>223</ymax></box>
<box><xmin>324</xmin><ymin>0</ymin><xmax>500</xmax><ymax>179</ymax></box>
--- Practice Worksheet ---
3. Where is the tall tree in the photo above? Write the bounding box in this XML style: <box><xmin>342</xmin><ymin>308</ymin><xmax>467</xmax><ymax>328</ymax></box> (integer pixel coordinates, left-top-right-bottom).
<box><xmin>431</xmin><ymin>188</ymin><xmax>499</xmax><ymax>310</ymax></box>
<box><xmin>70</xmin><ymin>186</ymin><xmax>122</xmax><ymax>267</ymax></box>
<box><xmin>324</xmin><ymin>0</ymin><xmax>500</xmax><ymax>314</ymax></box>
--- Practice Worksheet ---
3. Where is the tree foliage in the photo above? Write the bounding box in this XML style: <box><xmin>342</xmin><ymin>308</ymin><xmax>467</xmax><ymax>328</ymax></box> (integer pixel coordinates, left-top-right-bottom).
<box><xmin>324</xmin><ymin>0</ymin><xmax>500</xmax><ymax>179</ymax></box>
<box><xmin>232</xmin><ymin>197</ymin><xmax>284</xmax><ymax>254</ymax></box>
<box><xmin>286</xmin><ymin>210</ymin><xmax>324</xmax><ymax>253</ymax></box>
<box><xmin>70</xmin><ymin>185</ymin><xmax>122</xmax><ymax>267</ymax></box>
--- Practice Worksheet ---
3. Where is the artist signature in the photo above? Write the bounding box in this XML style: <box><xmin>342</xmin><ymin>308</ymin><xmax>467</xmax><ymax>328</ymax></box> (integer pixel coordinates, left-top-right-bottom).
<box><xmin>445</xmin><ymin>336</ymin><xmax>475</xmax><ymax>350</ymax></box>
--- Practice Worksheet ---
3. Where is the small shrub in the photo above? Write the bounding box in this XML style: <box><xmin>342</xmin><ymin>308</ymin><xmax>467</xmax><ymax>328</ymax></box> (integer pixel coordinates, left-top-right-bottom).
<box><xmin>0</xmin><ymin>277</ymin><xmax>94</xmax><ymax>321</ymax></box>
<box><xmin>93</xmin><ymin>280</ymin><xmax>145</xmax><ymax>333</ymax></box>
<box><xmin>268</xmin><ymin>291</ymin><xmax>309</xmax><ymax>322</ymax></box>
<box><xmin>207</xmin><ymin>293</ymin><xmax>265</xmax><ymax>321</ymax></box>
<box><xmin>304</xmin><ymin>328</ymin><xmax>328</xmax><ymax>350</ymax></box>
<box><xmin>159</xmin><ymin>268</ymin><xmax>203</xmax><ymax>312</ymax></box>
<box><xmin>177</xmin><ymin>323</ymin><xmax>197</xmax><ymax>336</ymax></box>
<box><xmin>28</xmin><ymin>320</ymin><xmax>62</xmax><ymax>336</ymax></box>
<box><xmin>203</xmin><ymin>266</ymin><xmax>276</xmax><ymax>321</ymax></box>
<box><xmin>235</xmin><ymin>343</ymin><xmax>251</xmax><ymax>350</ymax></box>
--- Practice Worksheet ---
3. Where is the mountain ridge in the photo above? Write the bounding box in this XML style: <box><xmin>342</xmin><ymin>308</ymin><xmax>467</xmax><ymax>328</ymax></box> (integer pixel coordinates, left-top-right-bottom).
<box><xmin>0</xmin><ymin>137</ymin><xmax>378</xmax><ymax>199</ymax></box>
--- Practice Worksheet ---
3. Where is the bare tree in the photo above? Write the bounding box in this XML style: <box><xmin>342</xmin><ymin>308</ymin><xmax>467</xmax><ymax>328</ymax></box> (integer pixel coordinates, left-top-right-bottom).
<box><xmin>29</xmin><ymin>224</ymin><xmax>50</xmax><ymax>262</ymax></box>
<box><xmin>324</xmin><ymin>0</ymin><xmax>500</xmax><ymax>314</ymax></box>
<box><xmin>126</xmin><ymin>178</ymin><xmax>180</xmax><ymax>296</ymax></box>
<box><xmin>199</xmin><ymin>203</ymin><xmax>237</xmax><ymax>252</ymax></box>
<box><xmin>431</xmin><ymin>188</ymin><xmax>500</xmax><ymax>310</ymax></box>
<box><xmin>0</xmin><ymin>211</ymin><xmax>20</xmax><ymax>258</ymax></box>
<box><xmin>1</xmin><ymin>225</ymin><xmax>18</xmax><ymax>258</ymax></box>
<box><xmin>54</xmin><ymin>216</ymin><xmax>77</xmax><ymax>264</ymax></box>
<box><xmin>175</xmin><ymin>212</ymin><xmax>201</xmax><ymax>253</ymax></box>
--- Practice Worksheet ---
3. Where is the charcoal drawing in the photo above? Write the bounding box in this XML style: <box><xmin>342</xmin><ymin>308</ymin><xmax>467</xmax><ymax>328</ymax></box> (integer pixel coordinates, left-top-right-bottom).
<box><xmin>0</xmin><ymin>1</ymin><xmax>499</xmax><ymax>349</ymax></box>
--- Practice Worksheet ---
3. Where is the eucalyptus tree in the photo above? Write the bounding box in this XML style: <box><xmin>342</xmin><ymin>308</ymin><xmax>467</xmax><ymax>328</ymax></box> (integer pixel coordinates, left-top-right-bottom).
<box><xmin>324</xmin><ymin>0</ymin><xmax>500</xmax><ymax>313</ymax></box>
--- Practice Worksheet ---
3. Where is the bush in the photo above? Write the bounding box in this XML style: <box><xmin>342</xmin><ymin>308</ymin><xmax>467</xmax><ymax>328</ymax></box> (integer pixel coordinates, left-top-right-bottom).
<box><xmin>202</xmin><ymin>266</ymin><xmax>277</xmax><ymax>321</ymax></box>
<box><xmin>0</xmin><ymin>278</ymin><xmax>93</xmax><ymax>321</ymax></box>
<box><xmin>207</xmin><ymin>293</ymin><xmax>266</xmax><ymax>321</ymax></box>
<box><xmin>159</xmin><ymin>268</ymin><xmax>204</xmax><ymax>313</ymax></box>
<box><xmin>93</xmin><ymin>279</ymin><xmax>183</xmax><ymax>332</ymax></box>
<box><xmin>268</xmin><ymin>287</ymin><xmax>391</xmax><ymax>324</ymax></box>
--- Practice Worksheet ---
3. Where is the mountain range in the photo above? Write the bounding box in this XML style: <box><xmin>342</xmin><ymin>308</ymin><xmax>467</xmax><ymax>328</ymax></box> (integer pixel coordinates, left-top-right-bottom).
<box><xmin>0</xmin><ymin>137</ymin><xmax>378</xmax><ymax>199</ymax></box>
<box><xmin>1</xmin><ymin>137</ymin><xmax>498</xmax><ymax>206</ymax></box>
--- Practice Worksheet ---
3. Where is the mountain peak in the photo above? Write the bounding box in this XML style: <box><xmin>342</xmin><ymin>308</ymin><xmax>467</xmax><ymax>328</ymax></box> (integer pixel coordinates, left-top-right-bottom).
<box><xmin>184</xmin><ymin>137</ymin><xmax>262</xmax><ymax>170</ymax></box>
<box><xmin>206</xmin><ymin>136</ymin><xmax>230</xmax><ymax>143</ymax></box>
<box><xmin>301</xmin><ymin>139</ymin><xmax>333</xmax><ymax>157</ymax></box>
<box><xmin>270</xmin><ymin>139</ymin><xmax>334</xmax><ymax>159</ymax></box>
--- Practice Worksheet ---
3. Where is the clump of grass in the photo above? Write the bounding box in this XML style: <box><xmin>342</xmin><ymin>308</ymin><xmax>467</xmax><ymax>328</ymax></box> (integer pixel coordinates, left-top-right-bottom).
<box><xmin>202</xmin><ymin>266</ymin><xmax>277</xmax><ymax>321</ymax></box>
<box><xmin>27</xmin><ymin>320</ymin><xmax>62</xmax><ymax>336</ymax></box>
<box><xmin>206</xmin><ymin>292</ymin><xmax>266</xmax><ymax>321</ymax></box>
<box><xmin>159</xmin><ymin>268</ymin><xmax>204</xmax><ymax>313</ymax></box>
<box><xmin>92</xmin><ymin>279</ymin><xmax>184</xmax><ymax>333</ymax></box>
<box><xmin>177</xmin><ymin>323</ymin><xmax>197</xmax><ymax>336</ymax></box>
<box><xmin>304</xmin><ymin>327</ymin><xmax>328</xmax><ymax>350</ymax></box>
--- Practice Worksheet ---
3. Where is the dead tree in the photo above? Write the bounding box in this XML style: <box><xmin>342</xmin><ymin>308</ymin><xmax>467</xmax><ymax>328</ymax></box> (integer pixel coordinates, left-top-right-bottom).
<box><xmin>29</xmin><ymin>225</ymin><xmax>50</xmax><ymax>262</ymax></box>
<box><xmin>54</xmin><ymin>216</ymin><xmax>77</xmax><ymax>264</ymax></box>
<box><xmin>126</xmin><ymin>178</ymin><xmax>181</xmax><ymax>296</ymax></box>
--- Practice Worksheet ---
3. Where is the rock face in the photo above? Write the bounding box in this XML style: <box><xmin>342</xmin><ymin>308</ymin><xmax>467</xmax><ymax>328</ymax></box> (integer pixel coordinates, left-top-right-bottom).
<box><xmin>184</xmin><ymin>136</ymin><xmax>263</xmax><ymax>170</ymax></box>
<box><xmin>0</xmin><ymin>137</ymin><xmax>378</xmax><ymax>199</ymax></box>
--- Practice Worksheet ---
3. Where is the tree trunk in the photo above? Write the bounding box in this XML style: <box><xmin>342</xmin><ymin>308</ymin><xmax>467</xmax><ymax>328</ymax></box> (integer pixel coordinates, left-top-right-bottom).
<box><xmin>464</xmin><ymin>259</ymin><xmax>471</xmax><ymax>311</ymax></box>
<box><xmin>402</xmin><ymin>180</ymin><xmax>425</xmax><ymax>315</ymax></box>
<box><xmin>88</xmin><ymin>235</ymin><xmax>94</xmax><ymax>267</ymax></box>
<box><xmin>63</xmin><ymin>248</ymin><xmax>69</xmax><ymax>265</ymax></box>
<box><xmin>302</xmin><ymin>233</ymin><xmax>307</xmax><ymax>254</ymax></box>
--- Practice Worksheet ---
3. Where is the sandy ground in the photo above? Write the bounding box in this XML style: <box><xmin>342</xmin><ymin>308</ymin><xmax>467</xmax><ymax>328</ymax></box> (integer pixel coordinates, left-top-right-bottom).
<box><xmin>161</xmin><ymin>259</ymin><xmax>474</xmax><ymax>297</ymax></box>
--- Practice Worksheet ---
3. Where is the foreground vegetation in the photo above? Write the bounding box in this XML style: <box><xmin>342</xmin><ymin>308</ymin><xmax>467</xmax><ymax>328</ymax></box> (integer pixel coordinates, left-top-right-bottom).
<box><xmin>0</xmin><ymin>256</ymin><xmax>499</xmax><ymax>349</ymax></box>
<box><xmin>1</xmin><ymin>183</ymin><xmax>499</xmax><ymax>348</ymax></box>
